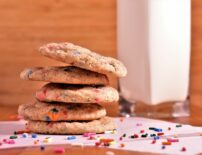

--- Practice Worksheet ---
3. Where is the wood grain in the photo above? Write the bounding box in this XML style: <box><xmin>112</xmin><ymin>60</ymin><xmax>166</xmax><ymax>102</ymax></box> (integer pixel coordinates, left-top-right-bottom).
<box><xmin>0</xmin><ymin>0</ymin><xmax>202</xmax><ymax>118</ymax></box>
<box><xmin>0</xmin><ymin>0</ymin><xmax>118</xmax><ymax>116</ymax></box>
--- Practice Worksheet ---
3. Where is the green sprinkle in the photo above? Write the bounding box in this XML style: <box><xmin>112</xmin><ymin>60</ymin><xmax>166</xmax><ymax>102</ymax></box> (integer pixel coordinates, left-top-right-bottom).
<box><xmin>176</xmin><ymin>124</ymin><xmax>182</xmax><ymax>128</ymax></box>
<box><xmin>10</xmin><ymin>135</ymin><xmax>18</xmax><ymax>139</ymax></box>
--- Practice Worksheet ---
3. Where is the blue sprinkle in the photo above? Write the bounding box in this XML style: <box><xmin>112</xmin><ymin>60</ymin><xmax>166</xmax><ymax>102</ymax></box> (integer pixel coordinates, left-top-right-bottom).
<box><xmin>22</xmin><ymin>133</ymin><xmax>28</xmax><ymax>138</ymax></box>
<box><xmin>154</xmin><ymin>128</ymin><xmax>163</xmax><ymax>132</ymax></box>
<box><xmin>154</xmin><ymin>136</ymin><xmax>160</xmax><ymax>140</ymax></box>
<box><xmin>32</xmin><ymin>134</ymin><xmax>37</xmax><ymax>138</ymax></box>
<box><xmin>45</xmin><ymin>116</ymin><xmax>51</xmax><ymax>122</ymax></box>
<box><xmin>67</xmin><ymin>136</ymin><xmax>76</xmax><ymax>140</ymax></box>
<box><xmin>162</xmin><ymin>145</ymin><xmax>166</xmax><ymax>149</ymax></box>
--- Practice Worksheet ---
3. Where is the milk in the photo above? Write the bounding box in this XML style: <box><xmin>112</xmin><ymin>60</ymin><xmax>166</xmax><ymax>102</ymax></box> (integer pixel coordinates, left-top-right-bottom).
<box><xmin>117</xmin><ymin>0</ymin><xmax>191</xmax><ymax>105</ymax></box>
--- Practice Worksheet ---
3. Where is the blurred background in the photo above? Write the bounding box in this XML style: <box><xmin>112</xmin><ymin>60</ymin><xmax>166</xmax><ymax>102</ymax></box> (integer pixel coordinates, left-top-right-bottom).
<box><xmin>0</xmin><ymin>0</ymin><xmax>202</xmax><ymax>118</ymax></box>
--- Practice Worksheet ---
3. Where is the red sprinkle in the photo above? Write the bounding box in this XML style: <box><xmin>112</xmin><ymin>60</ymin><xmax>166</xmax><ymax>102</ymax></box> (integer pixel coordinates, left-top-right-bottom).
<box><xmin>54</xmin><ymin>147</ymin><xmax>65</xmax><ymax>153</ymax></box>
<box><xmin>140</xmin><ymin>130</ymin><xmax>144</xmax><ymax>133</ymax></box>
<box><xmin>7</xmin><ymin>140</ymin><xmax>15</xmax><ymax>144</ymax></box>
<box><xmin>120</xmin><ymin>143</ymin><xmax>125</xmax><ymax>148</ymax></box>
<box><xmin>119</xmin><ymin>137</ymin><xmax>123</xmax><ymax>141</ymax></box>
<box><xmin>181</xmin><ymin>147</ymin><xmax>186</xmax><ymax>152</ymax></box>
<box><xmin>134</xmin><ymin>134</ymin><xmax>139</xmax><ymax>138</ymax></box>
<box><xmin>151</xmin><ymin>140</ymin><xmax>156</xmax><ymax>144</ymax></box>
<box><xmin>168</xmin><ymin>127</ymin><xmax>171</xmax><ymax>130</ymax></box>
<box><xmin>95</xmin><ymin>142</ymin><xmax>101</xmax><ymax>146</ymax></box>
<box><xmin>157</xmin><ymin>132</ymin><xmax>164</xmax><ymax>136</ymax></box>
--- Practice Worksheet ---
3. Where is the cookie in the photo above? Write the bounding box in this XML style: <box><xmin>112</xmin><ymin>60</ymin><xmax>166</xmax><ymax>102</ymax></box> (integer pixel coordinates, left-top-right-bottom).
<box><xmin>39</xmin><ymin>42</ymin><xmax>127</xmax><ymax>77</ymax></box>
<box><xmin>26</xmin><ymin>116</ymin><xmax>116</xmax><ymax>134</ymax></box>
<box><xmin>20</xmin><ymin>66</ymin><xmax>108</xmax><ymax>85</ymax></box>
<box><xmin>18</xmin><ymin>101</ymin><xmax>106</xmax><ymax>121</ymax></box>
<box><xmin>35</xmin><ymin>83</ymin><xmax>119</xmax><ymax>104</ymax></box>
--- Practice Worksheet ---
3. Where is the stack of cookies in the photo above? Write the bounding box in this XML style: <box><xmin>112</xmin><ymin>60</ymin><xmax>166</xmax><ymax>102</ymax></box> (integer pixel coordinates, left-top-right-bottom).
<box><xmin>18</xmin><ymin>42</ymin><xmax>127</xmax><ymax>134</ymax></box>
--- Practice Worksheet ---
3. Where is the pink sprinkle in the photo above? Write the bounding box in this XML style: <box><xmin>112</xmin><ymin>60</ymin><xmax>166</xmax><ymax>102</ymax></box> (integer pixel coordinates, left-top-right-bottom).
<box><xmin>167</xmin><ymin>138</ymin><xmax>179</xmax><ymax>142</ymax></box>
<box><xmin>95</xmin><ymin>98</ymin><xmax>100</xmax><ymax>103</ymax></box>
<box><xmin>8</xmin><ymin>140</ymin><xmax>15</xmax><ymax>144</ymax></box>
<box><xmin>136</xmin><ymin>123</ymin><xmax>142</xmax><ymax>126</ymax></box>
<box><xmin>54</xmin><ymin>147</ymin><xmax>65</xmax><ymax>153</ymax></box>
<box><xmin>151</xmin><ymin>140</ymin><xmax>156</xmax><ymax>144</ymax></box>
<box><xmin>83</xmin><ymin>132</ymin><xmax>96</xmax><ymax>137</ymax></box>
<box><xmin>140</xmin><ymin>130</ymin><xmax>144</xmax><ymax>133</ymax></box>
<box><xmin>0</xmin><ymin>142</ymin><xmax>2</xmax><ymax>146</ymax></box>
<box><xmin>3</xmin><ymin>139</ymin><xmax>8</xmax><ymax>143</ymax></box>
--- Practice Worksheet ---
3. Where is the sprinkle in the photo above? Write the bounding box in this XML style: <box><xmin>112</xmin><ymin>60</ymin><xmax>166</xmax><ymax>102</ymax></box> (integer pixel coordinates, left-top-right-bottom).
<box><xmin>162</xmin><ymin>141</ymin><xmax>171</xmax><ymax>145</ymax></box>
<box><xmin>151</xmin><ymin>140</ymin><xmax>156</xmax><ymax>144</ymax></box>
<box><xmin>95</xmin><ymin>98</ymin><xmax>100</xmax><ymax>103</ymax></box>
<box><xmin>100</xmin><ymin>138</ymin><xmax>114</xmax><ymax>143</ymax></box>
<box><xmin>141</xmin><ymin>133</ymin><xmax>148</xmax><ymax>138</ymax></box>
<box><xmin>140</xmin><ymin>130</ymin><xmax>144</xmax><ymax>133</ymax></box>
<box><xmin>167</xmin><ymin>138</ymin><xmax>179</xmax><ymax>142</ymax></box>
<box><xmin>88</xmin><ymin>136</ymin><xmax>96</xmax><ymax>140</ymax></box>
<box><xmin>51</xmin><ymin>108</ymin><xmax>59</xmax><ymax>113</ymax></box>
<box><xmin>173</xmin><ymin>134</ymin><xmax>178</xmax><ymax>138</ymax></box>
<box><xmin>22</xmin><ymin>133</ymin><xmax>29</xmax><ymax>138</ymax></box>
<box><xmin>54</xmin><ymin>147</ymin><xmax>65</xmax><ymax>153</ymax></box>
<box><xmin>176</xmin><ymin>124</ymin><xmax>182</xmax><ymax>128</ymax></box>
<box><xmin>83</xmin><ymin>132</ymin><xmax>96</xmax><ymax>137</ymax></box>
<box><xmin>9</xmin><ymin>135</ymin><xmax>18</xmax><ymax>139</ymax></box>
<box><xmin>162</xmin><ymin>145</ymin><xmax>166</xmax><ymax>149</ymax></box>
<box><xmin>154</xmin><ymin>136</ymin><xmax>160</xmax><ymax>140</ymax></box>
<box><xmin>31</xmin><ymin>134</ymin><xmax>37</xmax><ymax>138</ymax></box>
<box><xmin>34</xmin><ymin>140</ymin><xmax>38</xmax><ymax>145</ymax></box>
<box><xmin>105</xmin><ymin>151</ymin><xmax>115</xmax><ymax>155</ymax></box>
<box><xmin>43</xmin><ymin>137</ymin><xmax>52</xmax><ymax>143</ymax></box>
<box><xmin>109</xmin><ymin>141</ymin><xmax>116</xmax><ymax>145</ymax></box>
<box><xmin>104</xmin><ymin>130</ymin><xmax>113</xmax><ymax>134</ymax></box>
<box><xmin>3</xmin><ymin>139</ymin><xmax>8</xmax><ymax>143</ymax></box>
<box><xmin>149</xmin><ymin>127</ymin><xmax>155</xmax><ymax>130</ymax></box>
<box><xmin>7</xmin><ymin>140</ymin><xmax>15</xmax><ymax>144</ymax></box>
<box><xmin>72</xmin><ymin>143</ymin><xmax>84</xmax><ymax>147</ymax></box>
<box><xmin>0</xmin><ymin>142</ymin><xmax>2</xmax><ymax>146</ymax></box>
<box><xmin>104</xmin><ymin>142</ymin><xmax>110</xmax><ymax>147</ymax></box>
<box><xmin>150</xmin><ymin>134</ymin><xmax>156</xmax><ymax>137</ymax></box>
<box><xmin>120</xmin><ymin>143</ymin><xmax>125</xmax><ymax>148</ymax></box>
<box><xmin>154</xmin><ymin>128</ymin><xmax>163</xmax><ymax>132</ymax></box>
<box><xmin>119</xmin><ymin>137</ymin><xmax>123</xmax><ymax>141</ymax></box>
<box><xmin>130</xmin><ymin>135</ymin><xmax>135</xmax><ymax>139</ymax></box>
<box><xmin>122</xmin><ymin>133</ymin><xmax>126</xmax><ymax>137</ymax></box>
<box><xmin>200</xmin><ymin>132</ymin><xmax>202</xmax><ymax>136</ymax></box>
<box><xmin>168</xmin><ymin>127</ymin><xmax>171</xmax><ymax>130</ymax></box>
<box><xmin>157</xmin><ymin>132</ymin><xmax>164</xmax><ymax>136</ymax></box>
<box><xmin>134</xmin><ymin>134</ymin><xmax>139</xmax><ymax>138</ymax></box>
<box><xmin>67</xmin><ymin>136</ymin><xmax>76</xmax><ymax>140</ymax></box>
<box><xmin>136</xmin><ymin>123</ymin><xmax>142</xmax><ymax>126</ymax></box>
<box><xmin>14</xmin><ymin>129</ymin><xmax>30</xmax><ymax>134</ymax></box>
<box><xmin>95</xmin><ymin>142</ymin><xmax>101</xmax><ymax>146</ymax></box>
<box><xmin>40</xmin><ymin>145</ymin><xmax>45</xmax><ymax>151</ymax></box>
<box><xmin>181</xmin><ymin>147</ymin><xmax>186</xmax><ymax>152</ymax></box>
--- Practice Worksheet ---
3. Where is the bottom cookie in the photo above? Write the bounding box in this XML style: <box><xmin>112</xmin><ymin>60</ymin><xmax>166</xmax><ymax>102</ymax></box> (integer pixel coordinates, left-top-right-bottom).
<box><xmin>26</xmin><ymin>117</ymin><xmax>116</xmax><ymax>134</ymax></box>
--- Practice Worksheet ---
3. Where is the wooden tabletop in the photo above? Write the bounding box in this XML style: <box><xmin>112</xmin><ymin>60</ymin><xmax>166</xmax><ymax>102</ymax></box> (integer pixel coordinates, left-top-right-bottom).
<box><xmin>0</xmin><ymin>105</ymin><xmax>202</xmax><ymax>155</ymax></box>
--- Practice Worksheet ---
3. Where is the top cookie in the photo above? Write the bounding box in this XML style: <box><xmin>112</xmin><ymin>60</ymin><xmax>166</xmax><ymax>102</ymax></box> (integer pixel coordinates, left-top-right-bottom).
<box><xmin>39</xmin><ymin>42</ymin><xmax>127</xmax><ymax>77</ymax></box>
<box><xmin>20</xmin><ymin>66</ymin><xmax>108</xmax><ymax>85</ymax></box>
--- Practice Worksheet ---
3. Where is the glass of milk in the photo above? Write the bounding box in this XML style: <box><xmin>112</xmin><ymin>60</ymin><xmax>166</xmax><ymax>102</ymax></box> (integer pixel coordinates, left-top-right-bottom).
<box><xmin>117</xmin><ymin>0</ymin><xmax>191</xmax><ymax>118</ymax></box>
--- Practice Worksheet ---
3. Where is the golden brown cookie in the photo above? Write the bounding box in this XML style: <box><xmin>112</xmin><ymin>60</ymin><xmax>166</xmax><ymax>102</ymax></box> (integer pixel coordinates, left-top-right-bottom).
<box><xmin>35</xmin><ymin>83</ymin><xmax>119</xmax><ymax>104</ymax></box>
<box><xmin>39</xmin><ymin>42</ymin><xmax>127</xmax><ymax>77</ymax></box>
<box><xmin>18</xmin><ymin>101</ymin><xmax>106</xmax><ymax>121</ymax></box>
<box><xmin>26</xmin><ymin>117</ymin><xmax>116</xmax><ymax>134</ymax></box>
<box><xmin>20</xmin><ymin>66</ymin><xmax>108</xmax><ymax>85</ymax></box>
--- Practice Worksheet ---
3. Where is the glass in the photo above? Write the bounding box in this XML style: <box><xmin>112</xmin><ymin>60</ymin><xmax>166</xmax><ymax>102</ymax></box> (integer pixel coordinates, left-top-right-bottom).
<box><xmin>117</xmin><ymin>0</ymin><xmax>191</xmax><ymax>118</ymax></box>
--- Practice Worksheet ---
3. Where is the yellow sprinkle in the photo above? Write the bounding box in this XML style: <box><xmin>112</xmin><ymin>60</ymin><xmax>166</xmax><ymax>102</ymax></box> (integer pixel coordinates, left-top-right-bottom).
<box><xmin>173</xmin><ymin>134</ymin><xmax>178</xmax><ymax>138</ymax></box>
<box><xmin>109</xmin><ymin>141</ymin><xmax>116</xmax><ymax>145</ymax></box>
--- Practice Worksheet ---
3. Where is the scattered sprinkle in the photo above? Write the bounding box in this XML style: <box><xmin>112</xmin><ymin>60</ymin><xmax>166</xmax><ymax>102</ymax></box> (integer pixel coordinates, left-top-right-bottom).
<box><xmin>162</xmin><ymin>145</ymin><xmax>166</xmax><ymax>149</ymax></box>
<box><xmin>154</xmin><ymin>136</ymin><xmax>160</xmax><ymax>140</ymax></box>
<box><xmin>140</xmin><ymin>130</ymin><xmax>144</xmax><ymax>133</ymax></box>
<box><xmin>122</xmin><ymin>133</ymin><xmax>126</xmax><ymax>137</ymax></box>
<box><xmin>95</xmin><ymin>142</ymin><xmax>101</xmax><ymax>146</ymax></box>
<box><xmin>67</xmin><ymin>136</ymin><xmax>76</xmax><ymax>140</ymax></box>
<box><xmin>162</xmin><ymin>141</ymin><xmax>171</xmax><ymax>145</ymax></box>
<box><xmin>168</xmin><ymin>127</ymin><xmax>171</xmax><ymax>130</ymax></box>
<box><xmin>181</xmin><ymin>147</ymin><xmax>186</xmax><ymax>152</ymax></box>
<box><xmin>151</xmin><ymin>140</ymin><xmax>156</xmax><ymax>144</ymax></box>
<box><xmin>176</xmin><ymin>124</ymin><xmax>182</xmax><ymax>128</ymax></box>
<box><xmin>9</xmin><ymin>135</ymin><xmax>18</xmax><ymax>139</ymax></box>
<box><xmin>7</xmin><ymin>140</ymin><xmax>15</xmax><ymax>144</ymax></box>
<box><xmin>141</xmin><ymin>133</ymin><xmax>148</xmax><ymax>138</ymax></box>
<box><xmin>54</xmin><ymin>147</ymin><xmax>65</xmax><ymax>153</ymax></box>
<box><xmin>22</xmin><ymin>133</ymin><xmax>29</xmax><ymax>138</ymax></box>
<box><xmin>167</xmin><ymin>138</ymin><xmax>179</xmax><ymax>142</ymax></box>
<box><xmin>31</xmin><ymin>134</ymin><xmax>37</xmax><ymax>138</ymax></box>
<box><xmin>157</xmin><ymin>132</ymin><xmax>164</xmax><ymax>136</ymax></box>
<box><xmin>120</xmin><ymin>143</ymin><xmax>125</xmax><ymax>148</ymax></box>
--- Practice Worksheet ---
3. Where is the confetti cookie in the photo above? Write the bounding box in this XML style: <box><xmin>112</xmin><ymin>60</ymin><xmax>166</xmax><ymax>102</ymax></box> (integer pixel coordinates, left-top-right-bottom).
<box><xmin>26</xmin><ymin>116</ymin><xmax>116</xmax><ymax>134</ymax></box>
<box><xmin>20</xmin><ymin>66</ymin><xmax>108</xmax><ymax>85</ymax></box>
<box><xmin>35</xmin><ymin>83</ymin><xmax>119</xmax><ymax>104</ymax></box>
<box><xmin>18</xmin><ymin>101</ymin><xmax>106</xmax><ymax>121</ymax></box>
<box><xmin>39</xmin><ymin>42</ymin><xmax>127</xmax><ymax>77</ymax></box>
